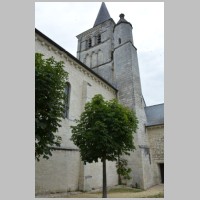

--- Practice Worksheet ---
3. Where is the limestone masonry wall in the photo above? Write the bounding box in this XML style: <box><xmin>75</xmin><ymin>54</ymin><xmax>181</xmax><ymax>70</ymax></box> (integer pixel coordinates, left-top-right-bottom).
<box><xmin>147</xmin><ymin>126</ymin><xmax>164</xmax><ymax>184</ymax></box>
<box><xmin>35</xmin><ymin>33</ymin><xmax>118</xmax><ymax>194</ymax></box>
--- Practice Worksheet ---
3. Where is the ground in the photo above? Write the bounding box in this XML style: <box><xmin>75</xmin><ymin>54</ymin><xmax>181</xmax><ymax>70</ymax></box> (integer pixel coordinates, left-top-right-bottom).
<box><xmin>35</xmin><ymin>184</ymin><xmax>164</xmax><ymax>198</ymax></box>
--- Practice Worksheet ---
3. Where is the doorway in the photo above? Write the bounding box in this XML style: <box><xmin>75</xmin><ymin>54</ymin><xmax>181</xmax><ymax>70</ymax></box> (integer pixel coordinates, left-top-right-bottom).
<box><xmin>159</xmin><ymin>163</ymin><xmax>164</xmax><ymax>183</ymax></box>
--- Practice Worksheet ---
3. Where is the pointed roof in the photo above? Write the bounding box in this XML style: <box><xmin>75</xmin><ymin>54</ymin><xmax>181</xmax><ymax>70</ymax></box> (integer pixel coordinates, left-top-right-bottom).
<box><xmin>93</xmin><ymin>2</ymin><xmax>111</xmax><ymax>27</ymax></box>
<box><xmin>115</xmin><ymin>13</ymin><xmax>132</xmax><ymax>28</ymax></box>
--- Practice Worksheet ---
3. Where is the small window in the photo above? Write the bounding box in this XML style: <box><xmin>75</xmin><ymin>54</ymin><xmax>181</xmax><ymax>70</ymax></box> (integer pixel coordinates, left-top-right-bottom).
<box><xmin>118</xmin><ymin>38</ymin><xmax>121</xmax><ymax>44</ymax></box>
<box><xmin>86</xmin><ymin>38</ymin><xmax>92</xmax><ymax>49</ymax></box>
<box><xmin>64</xmin><ymin>82</ymin><xmax>71</xmax><ymax>118</ymax></box>
<box><xmin>97</xmin><ymin>34</ymin><xmax>101</xmax><ymax>44</ymax></box>
<box><xmin>88</xmin><ymin>38</ymin><xmax>92</xmax><ymax>48</ymax></box>
<box><xmin>111</xmin><ymin>51</ymin><xmax>113</xmax><ymax>60</ymax></box>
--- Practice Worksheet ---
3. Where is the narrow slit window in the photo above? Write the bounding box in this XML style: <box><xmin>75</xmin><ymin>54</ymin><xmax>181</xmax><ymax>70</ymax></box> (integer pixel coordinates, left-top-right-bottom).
<box><xmin>118</xmin><ymin>38</ymin><xmax>121</xmax><ymax>44</ymax></box>
<box><xmin>64</xmin><ymin>82</ymin><xmax>71</xmax><ymax>118</ymax></box>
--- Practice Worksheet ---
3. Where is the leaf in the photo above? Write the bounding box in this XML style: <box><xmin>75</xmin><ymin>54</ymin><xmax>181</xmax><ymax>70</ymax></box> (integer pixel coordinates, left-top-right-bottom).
<box><xmin>35</xmin><ymin>53</ymin><xmax>68</xmax><ymax>161</ymax></box>
<box><xmin>70</xmin><ymin>94</ymin><xmax>138</xmax><ymax>164</ymax></box>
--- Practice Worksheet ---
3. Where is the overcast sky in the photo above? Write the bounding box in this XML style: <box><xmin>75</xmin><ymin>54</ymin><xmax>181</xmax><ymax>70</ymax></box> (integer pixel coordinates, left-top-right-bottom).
<box><xmin>35</xmin><ymin>2</ymin><xmax>164</xmax><ymax>106</ymax></box>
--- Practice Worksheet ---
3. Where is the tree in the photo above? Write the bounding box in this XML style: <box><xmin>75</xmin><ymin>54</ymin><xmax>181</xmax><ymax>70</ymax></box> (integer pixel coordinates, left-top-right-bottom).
<box><xmin>71</xmin><ymin>94</ymin><xmax>138</xmax><ymax>198</ymax></box>
<box><xmin>35</xmin><ymin>53</ymin><xmax>68</xmax><ymax>161</ymax></box>
<box><xmin>116</xmin><ymin>157</ymin><xmax>132</xmax><ymax>185</ymax></box>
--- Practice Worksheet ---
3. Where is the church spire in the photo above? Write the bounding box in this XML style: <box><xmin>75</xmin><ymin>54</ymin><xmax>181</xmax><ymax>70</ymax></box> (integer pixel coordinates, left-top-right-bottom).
<box><xmin>93</xmin><ymin>2</ymin><xmax>111</xmax><ymax>27</ymax></box>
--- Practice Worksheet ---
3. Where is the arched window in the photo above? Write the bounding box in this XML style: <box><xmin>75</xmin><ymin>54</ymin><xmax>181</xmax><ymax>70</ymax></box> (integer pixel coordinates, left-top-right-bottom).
<box><xmin>91</xmin><ymin>52</ymin><xmax>97</xmax><ymax>67</ymax></box>
<box><xmin>85</xmin><ymin>54</ymin><xmax>90</xmax><ymax>67</ymax></box>
<box><xmin>64</xmin><ymin>82</ymin><xmax>71</xmax><ymax>119</ymax></box>
<box><xmin>97</xmin><ymin>50</ymin><xmax>103</xmax><ymax>65</ymax></box>
<box><xmin>85</xmin><ymin>38</ymin><xmax>92</xmax><ymax>49</ymax></box>
<box><xmin>88</xmin><ymin>38</ymin><xmax>92</xmax><ymax>48</ymax></box>
<box><xmin>97</xmin><ymin>34</ymin><xmax>101</xmax><ymax>44</ymax></box>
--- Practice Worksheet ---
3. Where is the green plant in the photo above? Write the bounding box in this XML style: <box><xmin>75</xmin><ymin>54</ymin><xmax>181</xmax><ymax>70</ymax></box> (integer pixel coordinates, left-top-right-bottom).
<box><xmin>116</xmin><ymin>157</ymin><xmax>132</xmax><ymax>184</ymax></box>
<box><xmin>35</xmin><ymin>53</ymin><xmax>68</xmax><ymax>161</ymax></box>
<box><xmin>71</xmin><ymin>94</ymin><xmax>138</xmax><ymax>198</ymax></box>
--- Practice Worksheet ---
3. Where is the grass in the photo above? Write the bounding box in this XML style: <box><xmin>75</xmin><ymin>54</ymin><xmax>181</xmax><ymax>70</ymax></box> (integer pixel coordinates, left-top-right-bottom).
<box><xmin>89</xmin><ymin>187</ymin><xmax>143</xmax><ymax>194</ymax></box>
<box><xmin>108</xmin><ymin>187</ymin><xmax>143</xmax><ymax>193</ymax></box>
<box><xmin>39</xmin><ymin>184</ymin><xmax>164</xmax><ymax>198</ymax></box>
<box><xmin>61</xmin><ymin>186</ymin><xmax>164</xmax><ymax>198</ymax></box>
<box><xmin>144</xmin><ymin>192</ymin><xmax>164</xmax><ymax>198</ymax></box>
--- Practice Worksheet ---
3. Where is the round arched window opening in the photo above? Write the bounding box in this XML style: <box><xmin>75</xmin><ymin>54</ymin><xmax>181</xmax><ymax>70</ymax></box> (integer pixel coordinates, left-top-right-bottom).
<box><xmin>64</xmin><ymin>82</ymin><xmax>71</xmax><ymax>119</ymax></box>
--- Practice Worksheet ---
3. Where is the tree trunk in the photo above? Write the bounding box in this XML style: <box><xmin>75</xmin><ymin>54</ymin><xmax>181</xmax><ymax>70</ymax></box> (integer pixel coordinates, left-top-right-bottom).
<box><xmin>118</xmin><ymin>155</ymin><xmax>122</xmax><ymax>185</ymax></box>
<box><xmin>102</xmin><ymin>158</ymin><xmax>107</xmax><ymax>198</ymax></box>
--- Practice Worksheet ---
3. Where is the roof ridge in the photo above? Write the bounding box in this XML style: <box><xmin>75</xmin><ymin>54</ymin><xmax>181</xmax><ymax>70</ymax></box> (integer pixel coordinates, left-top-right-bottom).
<box><xmin>145</xmin><ymin>103</ymin><xmax>164</xmax><ymax>108</ymax></box>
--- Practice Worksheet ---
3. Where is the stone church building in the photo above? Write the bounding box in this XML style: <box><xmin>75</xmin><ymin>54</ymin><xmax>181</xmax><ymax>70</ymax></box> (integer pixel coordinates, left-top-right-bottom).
<box><xmin>35</xmin><ymin>2</ymin><xmax>164</xmax><ymax>195</ymax></box>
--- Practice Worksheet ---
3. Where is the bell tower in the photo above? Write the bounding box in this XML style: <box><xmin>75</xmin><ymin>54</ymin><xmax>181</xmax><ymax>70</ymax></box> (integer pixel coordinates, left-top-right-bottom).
<box><xmin>76</xmin><ymin>2</ymin><xmax>115</xmax><ymax>85</ymax></box>
<box><xmin>76</xmin><ymin>3</ymin><xmax>155</xmax><ymax>190</ymax></box>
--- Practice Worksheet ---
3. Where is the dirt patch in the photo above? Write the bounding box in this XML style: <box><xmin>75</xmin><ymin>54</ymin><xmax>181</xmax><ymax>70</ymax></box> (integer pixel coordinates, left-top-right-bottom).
<box><xmin>36</xmin><ymin>184</ymin><xmax>164</xmax><ymax>198</ymax></box>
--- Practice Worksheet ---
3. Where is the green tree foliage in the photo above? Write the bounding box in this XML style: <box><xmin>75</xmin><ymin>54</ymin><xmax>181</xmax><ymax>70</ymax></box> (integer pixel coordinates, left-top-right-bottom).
<box><xmin>116</xmin><ymin>157</ymin><xmax>132</xmax><ymax>185</ymax></box>
<box><xmin>35</xmin><ymin>53</ymin><xmax>68</xmax><ymax>161</ymax></box>
<box><xmin>71</xmin><ymin>94</ymin><xmax>138</xmax><ymax>198</ymax></box>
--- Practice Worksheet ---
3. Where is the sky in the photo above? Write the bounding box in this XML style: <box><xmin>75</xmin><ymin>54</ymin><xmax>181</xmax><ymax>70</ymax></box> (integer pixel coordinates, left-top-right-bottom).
<box><xmin>35</xmin><ymin>2</ymin><xmax>164</xmax><ymax>106</ymax></box>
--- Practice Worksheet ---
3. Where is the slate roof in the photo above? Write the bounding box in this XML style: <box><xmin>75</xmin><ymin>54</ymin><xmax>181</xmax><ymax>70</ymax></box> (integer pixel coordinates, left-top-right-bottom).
<box><xmin>93</xmin><ymin>2</ymin><xmax>112</xmax><ymax>27</ymax></box>
<box><xmin>115</xmin><ymin>13</ymin><xmax>132</xmax><ymax>28</ymax></box>
<box><xmin>145</xmin><ymin>103</ymin><xmax>164</xmax><ymax>127</ymax></box>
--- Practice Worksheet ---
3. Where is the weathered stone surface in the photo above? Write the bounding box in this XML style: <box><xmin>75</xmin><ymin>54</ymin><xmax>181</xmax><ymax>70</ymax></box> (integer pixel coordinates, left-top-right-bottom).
<box><xmin>35</xmin><ymin>35</ymin><xmax>118</xmax><ymax>194</ymax></box>
<box><xmin>35</xmin><ymin>3</ymin><xmax>164</xmax><ymax>194</ymax></box>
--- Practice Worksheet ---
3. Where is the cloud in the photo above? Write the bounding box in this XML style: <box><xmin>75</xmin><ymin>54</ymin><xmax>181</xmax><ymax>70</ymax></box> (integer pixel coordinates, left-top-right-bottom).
<box><xmin>35</xmin><ymin>2</ymin><xmax>164</xmax><ymax>106</ymax></box>
<box><xmin>138</xmin><ymin>46</ymin><xmax>164</xmax><ymax>105</ymax></box>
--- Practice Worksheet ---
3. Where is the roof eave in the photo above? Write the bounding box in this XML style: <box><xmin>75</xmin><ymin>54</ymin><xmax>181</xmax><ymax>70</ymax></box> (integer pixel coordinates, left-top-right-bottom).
<box><xmin>35</xmin><ymin>28</ymin><xmax>118</xmax><ymax>92</ymax></box>
<box><xmin>145</xmin><ymin>123</ymin><xmax>164</xmax><ymax>128</ymax></box>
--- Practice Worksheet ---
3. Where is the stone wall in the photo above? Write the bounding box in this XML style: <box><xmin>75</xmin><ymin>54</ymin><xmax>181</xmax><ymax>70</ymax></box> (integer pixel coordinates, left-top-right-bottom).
<box><xmin>35</xmin><ymin>32</ymin><xmax>118</xmax><ymax>194</ymax></box>
<box><xmin>77</xmin><ymin>19</ymin><xmax>115</xmax><ymax>85</ymax></box>
<box><xmin>113</xmin><ymin>20</ymin><xmax>155</xmax><ymax>189</ymax></box>
<box><xmin>35</xmin><ymin>150</ymin><xmax>80</xmax><ymax>194</ymax></box>
<box><xmin>147</xmin><ymin>125</ymin><xmax>164</xmax><ymax>184</ymax></box>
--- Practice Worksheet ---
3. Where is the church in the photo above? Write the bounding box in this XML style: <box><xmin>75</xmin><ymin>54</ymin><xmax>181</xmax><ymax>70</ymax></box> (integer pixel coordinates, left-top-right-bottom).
<box><xmin>35</xmin><ymin>2</ymin><xmax>164</xmax><ymax>195</ymax></box>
